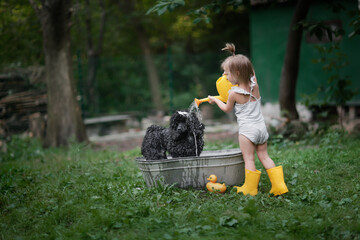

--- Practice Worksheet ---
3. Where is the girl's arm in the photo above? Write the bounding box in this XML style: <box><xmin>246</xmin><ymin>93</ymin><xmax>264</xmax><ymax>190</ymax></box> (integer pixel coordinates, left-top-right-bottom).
<box><xmin>208</xmin><ymin>92</ymin><xmax>236</xmax><ymax>113</ymax></box>
<box><xmin>252</xmin><ymin>71</ymin><xmax>258</xmax><ymax>84</ymax></box>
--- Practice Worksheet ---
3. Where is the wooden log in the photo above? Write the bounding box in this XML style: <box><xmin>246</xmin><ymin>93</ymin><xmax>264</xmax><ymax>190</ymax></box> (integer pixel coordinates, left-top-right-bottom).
<box><xmin>29</xmin><ymin>112</ymin><xmax>46</xmax><ymax>139</ymax></box>
<box><xmin>0</xmin><ymin>90</ymin><xmax>47</xmax><ymax>118</ymax></box>
<box><xmin>0</xmin><ymin>74</ymin><xmax>29</xmax><ymax>98</ymax></box>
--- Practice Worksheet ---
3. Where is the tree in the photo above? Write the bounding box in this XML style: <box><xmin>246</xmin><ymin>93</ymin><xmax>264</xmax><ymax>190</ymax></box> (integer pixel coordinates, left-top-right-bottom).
<box><xmin>84</xmin><ymin>0</ymin><xmax>106</xmax><ymax>116</ymax></box>
<box><xmin>279</xmin><ymin>0</ymin><xmax>311</xmax><ymax>120</ymax></box>
<box><xmin>29</xmin><ymin>0</ymin><xmax>87</xmax><ymax>147</ymax></box>
<box><xmin>119</xmin><ymin>0</ymin><xmax>164</xmax><ymax>113</ymax></box>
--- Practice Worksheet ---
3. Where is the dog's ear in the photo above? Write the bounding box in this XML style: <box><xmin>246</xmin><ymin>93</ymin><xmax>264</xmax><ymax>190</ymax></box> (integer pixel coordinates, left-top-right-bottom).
<box><xmin>169</xmin><ymin>112</ymin><xmax>177</xmax><ymax>129</ymax></box>
<box><xmin>189</xmin><ymin>112</ymin><xmax>205</xmax><ymax>131</ymax></box>
<box><xmin>189</xmin><ymin>112</ymin><xmax>200</xmax><ymax>124</ymax></box>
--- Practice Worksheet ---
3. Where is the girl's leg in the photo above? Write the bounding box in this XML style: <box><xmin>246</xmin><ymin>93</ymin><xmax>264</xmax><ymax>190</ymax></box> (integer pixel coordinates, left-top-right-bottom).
<box><xmin>239</xmin><ymin>135</ymin><xmax>256</xmax><ymax>171</ymax></box>
<box><xmin>257</xmin><ymin>142</ymin><xmax>289</xmax><ymax>195</ymax></box>
<box><xmin>235</xmin><ymin>135</ymin><xmax>261</xmax><ymax>196</ymax></box>
<box><xmin>255</xmin><ymin>142</ymin><xmax>275</xmax><ymax>170</ymax></box>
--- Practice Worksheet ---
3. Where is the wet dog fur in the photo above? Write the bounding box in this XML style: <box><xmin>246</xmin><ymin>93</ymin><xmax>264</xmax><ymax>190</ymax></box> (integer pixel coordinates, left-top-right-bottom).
<box><xmin>141</xmin><ymin>110</ymin><xmax>205</xmax><ymax>160</ymax></box>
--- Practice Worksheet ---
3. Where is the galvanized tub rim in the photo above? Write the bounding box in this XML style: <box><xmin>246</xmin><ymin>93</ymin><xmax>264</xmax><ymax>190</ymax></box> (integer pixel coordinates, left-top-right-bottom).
<box><xmin>136</xmin><ymin>148</ymin><xmax>242</xmax><ymax>164</ymax></box>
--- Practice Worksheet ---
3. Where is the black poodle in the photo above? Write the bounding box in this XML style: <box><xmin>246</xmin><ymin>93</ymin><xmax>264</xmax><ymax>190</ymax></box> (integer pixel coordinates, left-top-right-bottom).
<box><xmin>141</xmin><ymin>110</ymin><xmax>205</xmax><ymax>160</ymax></box>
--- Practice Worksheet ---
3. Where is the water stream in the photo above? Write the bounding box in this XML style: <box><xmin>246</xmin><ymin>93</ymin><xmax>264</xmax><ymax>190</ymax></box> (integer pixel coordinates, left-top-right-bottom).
<box><xmin>188</xmin><ymin>101</ymin><xmax>202</xmax><ymax>122</ymax></box>
<box><xmin>189</xmin><ymin>100</ymin><xmax>202</xmax><ymax>156</ymax></box>
<box><xmin>193</xmin><ymin>131</ymin><xmax>198</xmax><ymax>156</ymax></box>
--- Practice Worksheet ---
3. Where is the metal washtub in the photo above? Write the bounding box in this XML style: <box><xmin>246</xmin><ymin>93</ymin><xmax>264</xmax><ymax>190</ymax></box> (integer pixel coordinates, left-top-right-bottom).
<box><xmin>136</xmin><ymin>149</ymin><xmax>244</xmax><ymax>189</ymax></box>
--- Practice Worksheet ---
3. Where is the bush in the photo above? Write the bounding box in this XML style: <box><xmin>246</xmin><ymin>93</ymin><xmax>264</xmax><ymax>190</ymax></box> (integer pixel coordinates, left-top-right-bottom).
<box><xmin>0</xmin><ymin>135</ymin><xmax>44</xmax><ymax>162</ymax></box>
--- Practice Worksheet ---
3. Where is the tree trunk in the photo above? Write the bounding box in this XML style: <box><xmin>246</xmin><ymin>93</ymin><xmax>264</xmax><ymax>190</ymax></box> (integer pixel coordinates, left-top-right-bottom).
<box><xmin>84</xmin><ymin>0</ymin><xmax>106</xmax><ymax>116</ymax></box>
<box><xmin>279</xmin><ymin>0</ymin><xmax>311</xmax><ymax>120</ymax></box>
<box><xmin>85</xmin><ymin>53</ymin><xmax>99</xmax><ymax>115</ymax></box>
<box><xmin>135</xmin><ymin>25</ymin><xmax>164</xmax><ymax>113</ymax></box>
<box><xmin>30</xmin><ymin>0</ymin><xmax>87</xmax><ymax>147</ymax></box>
<box><xmin>120</xmin><ymin>0</ymin><xmax>164</xmax><ymax>113</ymax></box>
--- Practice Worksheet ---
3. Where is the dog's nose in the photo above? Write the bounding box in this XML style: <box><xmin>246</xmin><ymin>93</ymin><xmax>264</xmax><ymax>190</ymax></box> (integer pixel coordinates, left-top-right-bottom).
<box><xmin>177</xmin><ymin>123</ymin><xmax>186</xmax><ymax>132</ymax></box>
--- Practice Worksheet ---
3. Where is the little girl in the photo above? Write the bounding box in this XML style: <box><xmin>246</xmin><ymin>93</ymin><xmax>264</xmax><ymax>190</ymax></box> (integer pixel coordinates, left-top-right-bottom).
<box><xmin>208</xmin><ymin>43</ymin><xmax>288</xmax><ymax>196</ymax></box>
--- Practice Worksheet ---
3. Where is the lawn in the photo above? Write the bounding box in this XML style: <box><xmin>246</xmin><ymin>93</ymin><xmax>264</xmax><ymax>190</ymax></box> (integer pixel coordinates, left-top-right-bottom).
<box><xmin>1</xmin><ymin>129</ymin><xmax>360</xmax><ymax>240</ymax></box>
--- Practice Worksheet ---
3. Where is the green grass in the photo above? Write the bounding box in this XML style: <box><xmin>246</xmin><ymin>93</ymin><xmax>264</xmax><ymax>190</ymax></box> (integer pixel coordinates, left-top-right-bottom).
<box><xmin>1</xmin><ymin>130</ymin><xmax>360</xmax><ymax>240</ymax></box>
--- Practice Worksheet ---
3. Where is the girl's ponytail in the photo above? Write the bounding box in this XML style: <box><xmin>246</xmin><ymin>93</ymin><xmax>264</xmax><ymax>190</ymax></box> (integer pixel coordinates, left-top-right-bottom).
<box><xmin>221</xmin><ymin>42</ymin><xmax>254</xmax><ymax>84</ymax></box>
<box><xmin>222</xmin><ymin>43</ymin><xmax>236</xmax><ymax>56</ymax></box>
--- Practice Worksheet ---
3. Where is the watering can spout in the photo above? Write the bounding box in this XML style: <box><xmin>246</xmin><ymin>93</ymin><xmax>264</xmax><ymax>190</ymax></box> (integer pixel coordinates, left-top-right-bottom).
<box><xmin>194</xmin><ymin>96</ymin><xmax>225</xmax><ymax>106</ymax></box>
<box><xmin>194</xmin><ymin>97</ymin><xmax>208</xmax><ymax>106</ymax></box>
<box><xmin>194</xmin><ymin>75</ymin><xmax>236</xmax><ymax>106</ymax></box>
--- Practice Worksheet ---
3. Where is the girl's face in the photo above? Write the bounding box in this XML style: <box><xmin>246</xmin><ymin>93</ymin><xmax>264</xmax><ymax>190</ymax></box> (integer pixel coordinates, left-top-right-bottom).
<box><xmin>223</xmin><ymin>67</ymin><xmax>238</xmax><ymax>85</ymax></box>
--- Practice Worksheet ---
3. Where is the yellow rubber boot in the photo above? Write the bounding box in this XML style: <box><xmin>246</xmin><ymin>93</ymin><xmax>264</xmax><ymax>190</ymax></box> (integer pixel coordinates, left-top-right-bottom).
<box><xmin>266</xmin><ymin>166</ymin><xmax>289</xmax><ymax>196</ymax></box>
<box><xmin>234</xmin><ymin>169</ymin><xmax>261</xmax><ymax>196</ymax></box>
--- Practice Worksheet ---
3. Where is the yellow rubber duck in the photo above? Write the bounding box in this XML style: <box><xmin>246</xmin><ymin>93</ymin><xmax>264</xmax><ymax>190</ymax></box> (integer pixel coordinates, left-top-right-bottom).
<box><xmin>206</xmin><ymin>174</ymin><xmax>227</xmax><ymax>193</ymax></box>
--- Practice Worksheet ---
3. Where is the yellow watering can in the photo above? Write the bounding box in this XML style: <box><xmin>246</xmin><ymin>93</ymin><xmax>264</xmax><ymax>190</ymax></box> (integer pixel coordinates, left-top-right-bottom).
<box><xmin>194</xmin><ymin>75</ymin><xmax>237</xmax><ymax>106</ymax></box>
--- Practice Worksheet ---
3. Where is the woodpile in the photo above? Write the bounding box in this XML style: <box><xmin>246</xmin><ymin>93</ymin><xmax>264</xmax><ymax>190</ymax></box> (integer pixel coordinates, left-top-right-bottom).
<box><xmin>0</xmin><ymin>74</ymin><xmax>28</xmax><ymax>99</ymax></box>
<box><xmin>0</xmin><ymin>73</ymin><xmax>47</xmax><ymax>138</ymax></box>
<box><xmin>0</xmin><ymin>89</ymin><xmax>47</xmax><ymax>117</ymax></box>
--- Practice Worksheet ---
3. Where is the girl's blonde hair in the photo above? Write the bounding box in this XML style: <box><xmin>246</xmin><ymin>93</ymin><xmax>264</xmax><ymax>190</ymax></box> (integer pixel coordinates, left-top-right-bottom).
<box><xmin>221</xmin><ymin>43</ymin><xmax>254</xmax><ymax>84</ymax></box>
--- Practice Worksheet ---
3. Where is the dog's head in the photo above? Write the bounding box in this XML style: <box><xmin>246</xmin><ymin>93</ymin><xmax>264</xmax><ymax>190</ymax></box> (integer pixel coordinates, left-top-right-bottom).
<box><xmin>169</xmin><ymin>110</ymin><xmax>205</xmax><ymax>140</ymax></box>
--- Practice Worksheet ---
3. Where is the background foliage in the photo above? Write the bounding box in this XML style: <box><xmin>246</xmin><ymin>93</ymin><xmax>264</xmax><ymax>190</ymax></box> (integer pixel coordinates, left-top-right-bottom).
<box><xmin>1</xmin><ymin>0</ymin><xmax>358</xmax><ymax>118</ymax></box>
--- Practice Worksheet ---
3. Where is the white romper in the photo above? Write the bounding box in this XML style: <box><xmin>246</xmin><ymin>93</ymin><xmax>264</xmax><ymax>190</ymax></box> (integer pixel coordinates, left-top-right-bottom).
<box><xmin>229</xmin><ymin>77</ymin><xmax>269</xmax><ymax>145</ymax></box>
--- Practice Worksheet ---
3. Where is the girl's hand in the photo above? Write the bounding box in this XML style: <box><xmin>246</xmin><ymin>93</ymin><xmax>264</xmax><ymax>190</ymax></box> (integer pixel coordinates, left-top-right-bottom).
<box><xmin>208</xmin><ymin>95</ymin><xmax>215</xmax><ymax>104</ymax></box>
